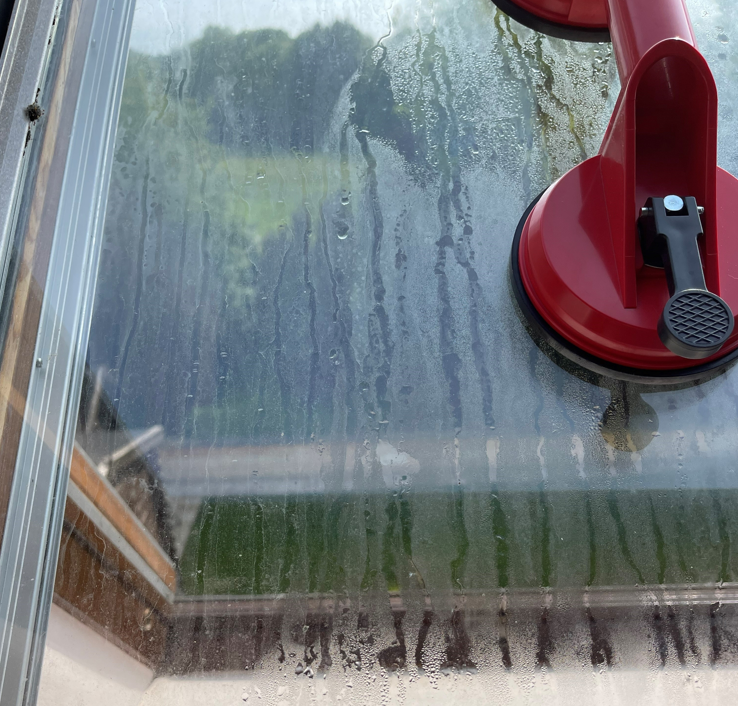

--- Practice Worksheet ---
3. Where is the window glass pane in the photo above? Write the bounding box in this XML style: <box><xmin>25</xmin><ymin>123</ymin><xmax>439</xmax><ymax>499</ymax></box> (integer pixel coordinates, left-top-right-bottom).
<box><xmin>38</xmin><ymin>0</ymin><xmax>738</xmax><ymax>703</ymax></box>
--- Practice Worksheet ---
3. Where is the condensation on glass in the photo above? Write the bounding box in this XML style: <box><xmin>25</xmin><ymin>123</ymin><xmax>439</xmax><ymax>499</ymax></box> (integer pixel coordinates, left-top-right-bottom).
<box><xmin>37</xmin><ymin>0</ymin><xmax>738</xmax><ymax>703</ymax></box>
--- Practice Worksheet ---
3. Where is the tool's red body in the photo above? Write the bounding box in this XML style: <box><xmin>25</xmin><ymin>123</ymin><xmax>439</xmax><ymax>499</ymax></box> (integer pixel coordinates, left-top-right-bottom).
<box><xmin>516</xmin><ymin>0</ymin><xmax>738</xmax><ymax>371</ymax></box>
<box><xmin>506</xmin><ymin>0</ymin><xmax>608</xmax><ymax>30</ymax></box>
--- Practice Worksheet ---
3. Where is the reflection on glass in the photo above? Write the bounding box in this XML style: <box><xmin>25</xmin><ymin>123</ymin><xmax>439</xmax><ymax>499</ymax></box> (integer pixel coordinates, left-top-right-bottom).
<box><xmin>39</xmin><ymin>0</ymin><xmax>738</xmax><ymax>702</ymax></box>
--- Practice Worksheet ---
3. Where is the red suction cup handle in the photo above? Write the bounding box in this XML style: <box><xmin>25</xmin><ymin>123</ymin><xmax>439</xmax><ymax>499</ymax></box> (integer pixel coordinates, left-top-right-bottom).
<box><xmin>601</xmin><ymin>0</ymin><xmax>719</xmax><ymax>308</ymax></box>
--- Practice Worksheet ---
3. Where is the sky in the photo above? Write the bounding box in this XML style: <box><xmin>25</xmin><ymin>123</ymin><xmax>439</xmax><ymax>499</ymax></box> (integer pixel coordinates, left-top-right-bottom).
<box><xmin>129</xmin><ymin>0</ymin><xmax>404</xmax><ymax>54</ymax></box>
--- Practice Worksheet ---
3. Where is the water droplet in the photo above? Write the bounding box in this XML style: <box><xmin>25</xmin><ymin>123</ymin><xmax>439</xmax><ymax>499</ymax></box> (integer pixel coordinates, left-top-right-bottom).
<box><xmin>295</xmin><ymin>662</ymin><xmax>304</xmax><ymax>675</ymax></box>
<box><xmin>341</xmin><ymin>191</ymin><xmax>351</xmax><ymax>206</ymax></box>
<box><xmin>336</xmin><ymin>222</ymin><xmax>349</xmax><ymax>240</ymax></box>
<box><xmin>329</xmin><ymin>349</ymin><xmax>338</xmax><ymax>359</ymax></box>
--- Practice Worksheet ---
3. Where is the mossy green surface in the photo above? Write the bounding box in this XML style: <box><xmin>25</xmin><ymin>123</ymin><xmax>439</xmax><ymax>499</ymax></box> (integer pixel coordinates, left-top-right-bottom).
<box><xmin>178</xmin><ymin>488</ymin><xmax>738</xmax><ymax>595</ymax></box>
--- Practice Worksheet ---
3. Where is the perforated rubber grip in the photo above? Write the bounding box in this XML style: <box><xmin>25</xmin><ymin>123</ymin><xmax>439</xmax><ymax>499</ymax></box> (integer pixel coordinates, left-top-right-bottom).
<box><xmin>659</xmin><ymin>289</ymin><xmax>733</xmax><ymax>359</ymax></box>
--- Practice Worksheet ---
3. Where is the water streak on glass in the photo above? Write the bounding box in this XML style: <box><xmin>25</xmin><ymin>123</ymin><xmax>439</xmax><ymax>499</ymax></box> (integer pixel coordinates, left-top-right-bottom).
<box><xmin>39</xmin><ymin>0</ymin><xmax>738</xmax><ymax>702</ymax></box>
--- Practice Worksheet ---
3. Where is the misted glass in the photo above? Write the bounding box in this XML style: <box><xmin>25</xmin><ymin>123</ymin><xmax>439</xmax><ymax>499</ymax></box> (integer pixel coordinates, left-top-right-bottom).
<box><xmin>42</xmin><ymin>0</ymin><xmax>738</xmax><ymax>701</ymax></box>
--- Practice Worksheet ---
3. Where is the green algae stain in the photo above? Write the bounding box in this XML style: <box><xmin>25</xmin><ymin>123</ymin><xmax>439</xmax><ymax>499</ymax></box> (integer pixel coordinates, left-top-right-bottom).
<box><xmin>491</xmin><ymin>488</ymin><xmax>510</xmax><ymax>589</ymax></box>
<box><xmin>606</xmin><ymin>491</ymin><xmax>645</xmax><ymax>585</ymax></box>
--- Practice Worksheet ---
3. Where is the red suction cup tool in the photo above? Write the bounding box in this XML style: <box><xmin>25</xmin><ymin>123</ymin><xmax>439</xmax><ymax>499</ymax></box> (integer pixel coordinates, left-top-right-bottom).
<box><xmin>490</xmin><ymin>0</ymin><xmax>609</xmax><ymax>42</ymax></box>
<box><xmin>509</xmin><ymin>0</ymin><xmax>738</xmax><ymax>384</ymax></box>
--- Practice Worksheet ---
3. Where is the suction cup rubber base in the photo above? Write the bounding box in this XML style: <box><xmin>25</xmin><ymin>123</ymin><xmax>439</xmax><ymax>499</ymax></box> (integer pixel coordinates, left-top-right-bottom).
<box><xmin>490</xmin><ymin>0</ymin><xmax>610</xmax><ymax>43</ymax></box>
<box><xmin>510</xmin><ymin>192</ymin><xmax>738</xmax><ymax>386</ymax></box>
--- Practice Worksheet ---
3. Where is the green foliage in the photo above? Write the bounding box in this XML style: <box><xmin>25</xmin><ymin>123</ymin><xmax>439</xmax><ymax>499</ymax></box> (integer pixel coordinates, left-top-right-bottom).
<box><xmin>93</xmin><ymin>22</ymin><xmax>372</xmax><ymax>437</ymax></box>
<box><xmin>349</xmin><ymin>46</ymin><xmax>420</xmax><ymax>166</ymax></box>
